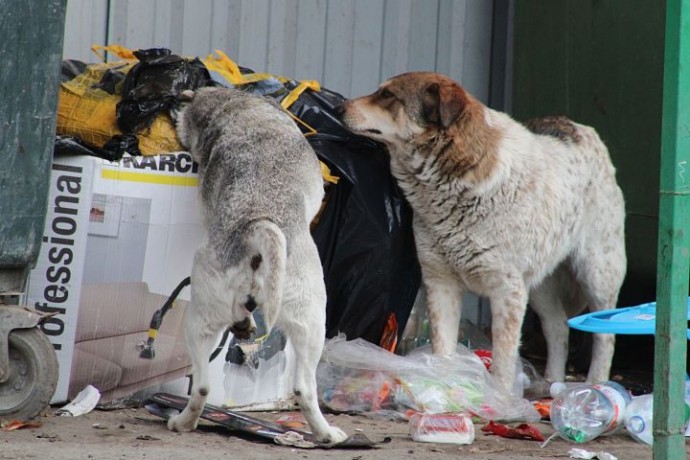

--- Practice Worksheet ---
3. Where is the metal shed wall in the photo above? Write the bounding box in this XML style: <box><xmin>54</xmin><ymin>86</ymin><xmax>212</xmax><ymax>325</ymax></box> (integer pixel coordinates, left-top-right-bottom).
<box><xmin>62</xmin><ymin>0</ymin><xmax>494</xmax><ymax>100</ymax></box>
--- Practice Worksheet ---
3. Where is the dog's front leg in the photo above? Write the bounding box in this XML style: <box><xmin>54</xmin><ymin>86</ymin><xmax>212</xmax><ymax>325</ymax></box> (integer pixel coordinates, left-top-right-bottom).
<box><xmin>424</xmin><ymin>275</ymin><xmax>464</xmax><ymax>356</ymax></box>
<box><xmin>168</xmin><ymin>308</ymin><xmax>218</xmax><ymax>432</ymax></box>
<box><xmin>414</xmin><ymin>229</ymin><xmax>464</xmax><ymax>357</ymax></box>
<box><xmin>487</xmin><ymin>275</ymin><xmax>528</xmax><ymax>395</ymax></box>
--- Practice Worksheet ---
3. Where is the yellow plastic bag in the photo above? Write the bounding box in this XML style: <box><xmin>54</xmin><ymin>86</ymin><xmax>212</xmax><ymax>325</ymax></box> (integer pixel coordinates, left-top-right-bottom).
<box><xmin>57</xmin><ymin>53</ymin><xmax>184</xmax><ymax>155</ymax></box>
<box><xmin>58</xmin><ymin>44</ymin><xmax>336</xmax><ymax>179</ymax></box>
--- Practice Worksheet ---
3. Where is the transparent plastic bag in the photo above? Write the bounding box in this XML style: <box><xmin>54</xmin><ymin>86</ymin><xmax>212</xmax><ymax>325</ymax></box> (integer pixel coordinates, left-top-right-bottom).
<box><xmin>317</xmin><ymin>335</ymin><xmax>539</xmax><ymax>422</ymax></box>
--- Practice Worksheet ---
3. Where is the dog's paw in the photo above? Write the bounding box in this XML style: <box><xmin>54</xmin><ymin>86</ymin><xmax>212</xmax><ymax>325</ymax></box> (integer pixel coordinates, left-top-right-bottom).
<box><xmin>316</xmin><ymin>426</ymin><xmax>348</xmax><ymax>445</ymax></box>
<box><xmin>167</xmin><ymin>413</ymin><xmax>198</xmax><ymax>432</ymax></box>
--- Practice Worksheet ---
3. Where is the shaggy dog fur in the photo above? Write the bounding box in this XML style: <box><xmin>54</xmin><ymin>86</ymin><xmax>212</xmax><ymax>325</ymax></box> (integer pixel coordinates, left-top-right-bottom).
<box><xmin>167</xmin><ymin>87</ymin><xmax>347</xmax><ymax>444</ymax></box>
<box><xmin>340</xmin><ymin>72</ymin><xmax>626</xmax><ymax>393</ymax></box>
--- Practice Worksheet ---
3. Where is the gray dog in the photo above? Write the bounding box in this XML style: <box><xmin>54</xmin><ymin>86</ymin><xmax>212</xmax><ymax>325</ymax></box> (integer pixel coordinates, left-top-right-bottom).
<box><xmin>168</xmin><ymin>87</ymin><xmax>347</xmax><ymax>444</ymax></box>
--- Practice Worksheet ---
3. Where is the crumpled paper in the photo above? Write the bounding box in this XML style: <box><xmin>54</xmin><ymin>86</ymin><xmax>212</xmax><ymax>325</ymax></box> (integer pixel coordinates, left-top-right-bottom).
<box><xmin>273</xmin><ymin>431</ymin><xmax>317</xmax><ymax>449</ymax></box>
<box><xmin>568</xmin><ymin>447</ymin><xmax>618</xmax><ymax>460</ymax></box>
<box><xmin>55</xmin><ymin>385</ymin><xmax>101</xmax><ymax>416</ymax></box>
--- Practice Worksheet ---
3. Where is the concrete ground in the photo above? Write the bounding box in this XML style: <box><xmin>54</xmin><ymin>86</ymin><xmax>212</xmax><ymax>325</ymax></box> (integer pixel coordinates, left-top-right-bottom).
<box><xmin>0</xmin><ymin>405</ymin><xmax>678</xmax><ymax>460</ymax></box>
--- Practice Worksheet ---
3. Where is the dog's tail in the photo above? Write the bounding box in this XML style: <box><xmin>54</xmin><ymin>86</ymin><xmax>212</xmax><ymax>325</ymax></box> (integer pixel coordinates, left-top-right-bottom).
<box><xmin>241</xmin><ymin>219</ymin><xmax>287</xmax><ymax>331</ymax></box>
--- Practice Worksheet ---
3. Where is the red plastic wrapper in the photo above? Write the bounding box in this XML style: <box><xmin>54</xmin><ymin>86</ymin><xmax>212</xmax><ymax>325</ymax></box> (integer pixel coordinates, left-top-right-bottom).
<box><xmin>473</xmin><ymin>349</ymin><xmax>492</xmax><ymax>370</ymax></box>
<box><xmin>480</xmin><ymin>420</ymin><xmax>545</xmax><ymax>442</ymax></box>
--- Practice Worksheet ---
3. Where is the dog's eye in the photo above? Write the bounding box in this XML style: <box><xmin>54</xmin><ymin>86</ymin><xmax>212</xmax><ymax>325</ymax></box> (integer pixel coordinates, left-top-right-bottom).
<box><xmin>379</xmin><ymin>89</ymin><xmax>394</xmax><ymax>99</ymax></box>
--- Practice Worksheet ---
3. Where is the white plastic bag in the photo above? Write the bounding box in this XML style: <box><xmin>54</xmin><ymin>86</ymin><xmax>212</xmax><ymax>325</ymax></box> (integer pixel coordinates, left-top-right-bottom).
<box><xmin>317</xmin><ymin>335</ymin><xmax>539</xmax><ymax>422</ymax></box>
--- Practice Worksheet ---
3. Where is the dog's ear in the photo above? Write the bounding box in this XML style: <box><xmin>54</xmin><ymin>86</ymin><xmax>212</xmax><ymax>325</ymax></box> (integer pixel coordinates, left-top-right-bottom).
<box><xmin>178</xmin><ymin>90</ymin><xmax>195</xmax><ymax>103</ymax></box>
<box><xmin>170</xmin><ymin>90</ymin><xmax>196</xmax><ymax>124</ymax></box>
<box><xmin>421</xmin><ymin>82</ymin><xmax>466</xmax><ymax>129</ymax></box>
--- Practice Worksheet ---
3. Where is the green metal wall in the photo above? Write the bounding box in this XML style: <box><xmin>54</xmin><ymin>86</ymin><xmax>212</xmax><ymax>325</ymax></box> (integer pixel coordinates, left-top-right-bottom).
<box><xmin>0</xmin><ymin>1</ymin><xmax>67</xmax><ymax>292</ymax></box>
<box><xmin>512</xmin><ymin>1</ymin><xmax>665</xmax><ymax>306</ymax></box>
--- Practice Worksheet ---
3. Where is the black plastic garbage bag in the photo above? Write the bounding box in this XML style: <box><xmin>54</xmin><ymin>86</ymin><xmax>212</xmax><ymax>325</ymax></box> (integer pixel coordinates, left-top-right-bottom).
<box><xmin>54</xmin><ymin>135</ymin><xmax>139</xmax><ymax>162</ymax></box>
<box><xmin>281</xmin><ymin>85</ymin><xmax>422</xmax><ymax>345</ymax></box>
<box><xmin>116</xmin><ymin>48</ymin><xmax>215</xmax><ymax>133</ymax></box>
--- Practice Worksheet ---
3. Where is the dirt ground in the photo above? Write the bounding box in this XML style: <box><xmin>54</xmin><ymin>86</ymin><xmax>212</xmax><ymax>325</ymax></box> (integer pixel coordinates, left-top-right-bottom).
<box><xmin>0</xmin><ymin>404</ymin><xmax>679</xmax><ymax>460</ymax></box>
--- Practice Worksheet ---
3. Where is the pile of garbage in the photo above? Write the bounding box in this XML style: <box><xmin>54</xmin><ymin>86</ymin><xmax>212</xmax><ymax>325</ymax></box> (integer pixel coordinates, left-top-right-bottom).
<box><xmin>55</xmin><ymin>45</ymin><xmax>420</xmax><ymax>350</ymax></box>
<box><xmin>316</xmin><ymin>329</ymin><xmax>690</xmax><ymax>450</ymax></box>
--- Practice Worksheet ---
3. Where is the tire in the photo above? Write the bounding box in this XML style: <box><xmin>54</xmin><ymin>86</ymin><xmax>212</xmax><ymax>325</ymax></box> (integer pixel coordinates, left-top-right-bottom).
<box><xmin>0</xmin><ymin>328</ymin><xmax>59</xmax><ymax>422</ymax></box>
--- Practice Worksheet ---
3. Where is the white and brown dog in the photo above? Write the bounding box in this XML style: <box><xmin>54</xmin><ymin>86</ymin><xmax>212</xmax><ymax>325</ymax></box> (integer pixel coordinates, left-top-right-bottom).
<box><xmin>340</xmin><ymin>72</ymin><xmax>626</xmax><ymax>393</ymax></box>
<box><xmin>167</xmin><ymin>87</ymin><xmax>347</xmax><ymax>444</ymax></box>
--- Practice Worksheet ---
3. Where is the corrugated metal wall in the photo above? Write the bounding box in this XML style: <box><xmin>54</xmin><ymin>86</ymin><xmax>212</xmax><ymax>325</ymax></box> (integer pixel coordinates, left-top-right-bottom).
<box><xmin>62</xmin><ymin>0</ymin><xmax>494</xmax><ymax>100</ymax></box>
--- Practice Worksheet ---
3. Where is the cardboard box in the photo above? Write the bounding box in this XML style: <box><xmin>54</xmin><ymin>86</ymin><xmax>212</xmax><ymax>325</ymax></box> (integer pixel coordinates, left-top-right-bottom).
<box><xmin>26</xmin><ymin>153</ymin><xmax>294</xmax><ymax>408</ymax></box>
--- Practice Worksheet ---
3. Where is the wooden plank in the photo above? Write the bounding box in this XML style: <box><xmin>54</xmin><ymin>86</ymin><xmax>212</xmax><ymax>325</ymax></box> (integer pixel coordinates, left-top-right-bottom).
<box><xmin>653</xmin><ymin>1</ymin><xmax>690</xmax><ymax>457</ymax></box>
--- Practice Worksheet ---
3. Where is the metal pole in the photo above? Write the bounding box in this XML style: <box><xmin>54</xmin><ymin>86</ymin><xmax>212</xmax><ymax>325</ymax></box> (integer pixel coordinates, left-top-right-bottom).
<box><xmin>654</xmin><ymin>0</ymin><xmax>690</xmax><ymax>458</ymax></box>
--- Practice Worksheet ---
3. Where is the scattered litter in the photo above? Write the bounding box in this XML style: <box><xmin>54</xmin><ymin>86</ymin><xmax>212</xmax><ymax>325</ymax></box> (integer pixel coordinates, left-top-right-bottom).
<box><xmin>551</xmin><ymin>381</ymin><xmax>630</xmax><ymax>443</ymax></box>
<box><xmin>273</xmin><ymin>431</ymin><xmax>317</xmax><ymax>449</ymax></box>
<box><xmin>533</xmin><ymin>398</ymin><xmax>552</xmax><ymax>419</ymax></box>
<box><xmin>568</xmin><ymin>447</ymin><xmax>618</xmax><ymax>460</ymax></box>
<box><xmin>91</xmin><ymin>423</ymin><xmax>107</xmax><ymax>430</ymax></box>
<box><xmin>146</xmin><ymin>393</ymin><xmax>376</xmax><ymax>449</ymax></box>
<box><xmin>539</xmin><ymin>431</ymin><xmax>559</xmax><ymax>448</ymax></box>
<box><xmin>480</xmin><ymin>421</ymin><xmax>545</xmax><ymax>442</ymax></box>
<box><xmin>318</xmin><ymin>336</ymin><xmax>539</xmax><ymax>422</ymax></box>
<box><xmin>409</xmin><ymin>413</ymin><xmax>475</xmax><ymax>444</ymax></box>
<box><xmin>276</xmin><ymin>413</ymin><xmax>307</xmax><ymax>429</ymax></box>
<box><xmin>468</xmin><ymin>445</ymin><xmax>507</xmax><ymax>454</ymax></box>
<box><xmin>55</xmin><ymin>385</ymin><xmax>101</xmax><ymax>416</ymax></box>
<box><xmin>1</xmin><ymin>420</ymin><xmax>42</xmax><ymax>431</ymax></box>
<box><xmin>136</xmin><ymin>434</ymin><xmax>161</xmax><ymax>441</ymax></box>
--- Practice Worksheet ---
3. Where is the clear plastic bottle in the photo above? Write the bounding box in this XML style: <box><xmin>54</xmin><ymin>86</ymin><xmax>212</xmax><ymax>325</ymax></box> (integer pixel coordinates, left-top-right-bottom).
<box><xmin>625</xmin><ymin>390</ymin><xmax>690</xmax><ymax>445</ymax></box>
<box><xmin>624</xmin><ymin>394</ymin><xmax>653</xmax><ymax>445</ymax></box>
<box><xmin>550</xmin><ymin>381</ymin><xmax>632</xmax><ymax>443</ymax></box>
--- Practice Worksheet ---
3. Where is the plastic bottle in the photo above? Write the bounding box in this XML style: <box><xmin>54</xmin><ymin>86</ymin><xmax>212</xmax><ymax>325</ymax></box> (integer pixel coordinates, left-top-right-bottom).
<box><xmin>624</xmin><ymin>389</ymin><xmax>690</xmax><ymax>445</ymax></box>
<box><xmin>550</xmin><ymin>381</ymin><xmax>632</xmax><ymax>443</ymax></box>
<box><xmin>549</xmin><ymin>381</ymin><xmax>586</xmax><ymax>399</ymax></box>
<box><xmin>624</xmin><ymin>394</ymin><xmax>653</xmax><ymax>445</ymax></box>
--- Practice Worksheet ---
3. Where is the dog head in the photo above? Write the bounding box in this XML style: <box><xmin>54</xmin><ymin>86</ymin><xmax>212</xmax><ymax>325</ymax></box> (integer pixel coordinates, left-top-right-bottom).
<box><xmin>339</xmin><ymin>72</ymin><xmax>470</xmax><ymax>148</ymax></box>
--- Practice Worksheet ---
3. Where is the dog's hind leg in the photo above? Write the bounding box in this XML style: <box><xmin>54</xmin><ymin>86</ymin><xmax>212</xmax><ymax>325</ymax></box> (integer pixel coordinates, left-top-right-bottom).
<box><xmin>581</xmin><ymin>285</ymin><xmax>619</xmax><ymax>384</ymax></box>
<box><xmin>573</xmin><ymin>233</ymin><xmax>625</xmax><ymax>384</ymax></box>
<box><xmin>283</xmin><ymin>310</ymin><xmax>348</xmax><ymax>444</ymax></box>
<box><xmin>167</xmin><ymin>303</ymin><xmax>219</xmax><ymax>432</ymax></box>
<box><xmin>529</xmin><ymin>266</ymin><xmax>580</xmax><ymax>383</ymax></box>
<box><xmin>279</xmin><ymin>244</ymin><xmax>347</xmax><ymax>444</ymax></box>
